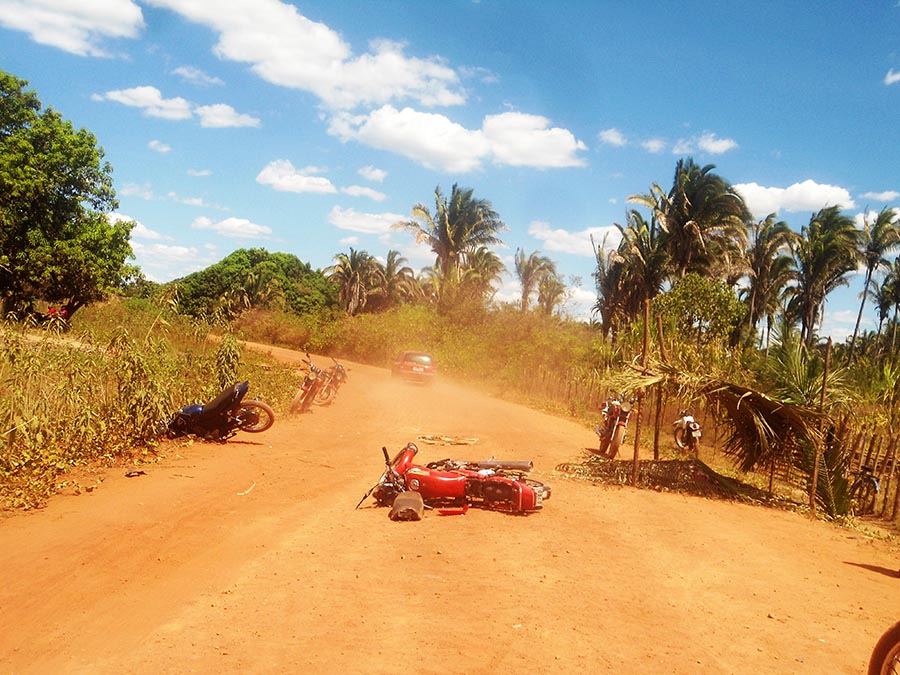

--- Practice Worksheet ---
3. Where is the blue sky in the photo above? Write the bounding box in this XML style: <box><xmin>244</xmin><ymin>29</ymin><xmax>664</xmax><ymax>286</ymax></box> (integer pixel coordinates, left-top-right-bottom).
<box><xmin>1</xmin><ymin>0</ymin><xmax>899</xmax><ymax>340</ymax></box>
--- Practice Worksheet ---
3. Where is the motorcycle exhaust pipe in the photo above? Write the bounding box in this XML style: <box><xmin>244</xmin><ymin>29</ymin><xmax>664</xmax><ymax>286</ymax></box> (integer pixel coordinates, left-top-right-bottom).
<box><xmin>472</xmin><ymin>460</ymin><xmax>534</xmax><ymax>472</ymax></box>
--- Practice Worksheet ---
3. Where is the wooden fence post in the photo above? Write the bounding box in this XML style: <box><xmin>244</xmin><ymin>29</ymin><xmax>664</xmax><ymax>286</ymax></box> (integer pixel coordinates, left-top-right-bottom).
<box><xmin>809</xmin><ymin>337</ymin><xmax>831</xmax><ymax>518</ymax></box>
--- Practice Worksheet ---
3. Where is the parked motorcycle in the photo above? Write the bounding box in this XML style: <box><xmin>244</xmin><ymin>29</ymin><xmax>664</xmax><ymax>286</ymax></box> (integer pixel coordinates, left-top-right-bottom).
<box><xmin>356</xmin><ymin>442</ymin><xmax>550</xmax><ymax>514</ymax></box>
<box><xmin>290</xmin><ymin>353</ymin><xmax>323</xmax><ymax>414</ymax></box>
<box><xmin>313</xmin><ymin>358</ymin><xmax>348</xmax><ymax>406</ymax></box>
<box><xmin>673</xmin><ymin>409</ymin><xmax>702</xmax><ymax>454</ymax></box>
<box><xmin>595</xmin><ymin>393</ymin><xmax>634</xmax><ymax>459</ymax></box>
<box><xmin>868</xmin><ymin>619</ymin><xmax>900</xmax><ymax>675</ymax></box>
<box><xmin>162</xmin><ymin>381</ymin><xmax>275</xmax><ymax>441</ymax></box>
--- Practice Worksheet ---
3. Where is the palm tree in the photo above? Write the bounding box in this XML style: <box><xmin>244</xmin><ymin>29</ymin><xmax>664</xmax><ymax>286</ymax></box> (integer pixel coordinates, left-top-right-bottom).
<box><xmin>613</xmin><ymin>209</ymin><xmax>669</xmax><ymax>318</ymax></box>
<box><xmin>873</xmin><ymin>278</ymin><xmax>894</xmax><ymax>343</ymax></box>
<box><xmin>883</xmin><ymin>256</ymin><xmax>900</xmax><ymax>353</ymax></box>
<box><xmin>394</xmin><ymin>184</ymin><xmax>506</xmax><ymax>290</ymax></box>
<box><xmin>742</xmin><ymin>214</ymin><xmax>796</xmax><ymax>345</ymax></box>
<box><xmin>786</xmin><ymin>206</ymin><xmax>859</xmax><ymax>346</ymax></box>
<box><xmin>371</xmin><ymin>250</ymin><xmax>418</xmax><ymax>308</ymax></box>
<box><xmin>849</xmin><ymin>207</ymin><xmax>900</xmax><ymax>357</ymax></box>
<box><xmin>460</xmin><ymin>245</ymin><xmax>506</xmax><ymax>301</ymax></box>
<box><xmin>514</xmin><ymin>248</ymin><xmax>555</xmax><ymax>311</ymax></box>
<box><xmin>325</xmin><ymin>248</ymin><xmax>380</xmax><ymax>316</ymax></box>
<box><xmin>628</xmin><ymin>158</ymin><xmax>749</xmax><ymax>280</ymax></box>
<box><xmin>537</xmin><ymin>273</ymin><xmax>567</xmax><ymax>315</ymax></box>
<box><xmin>591</xmin><ymin>233</ymin><xmax>627</xmax><ymax>339</ymax></box>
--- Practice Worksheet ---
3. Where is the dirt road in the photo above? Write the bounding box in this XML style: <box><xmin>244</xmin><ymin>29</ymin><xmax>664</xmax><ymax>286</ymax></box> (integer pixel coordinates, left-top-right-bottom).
<box><xmin>1</xmin><ymin>347</ymin><xmax>897</xmax><ymax>674</ymax></box>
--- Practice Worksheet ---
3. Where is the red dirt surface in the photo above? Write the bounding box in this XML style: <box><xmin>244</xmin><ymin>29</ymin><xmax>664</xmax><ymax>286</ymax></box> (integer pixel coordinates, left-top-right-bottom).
<box><xmin>1</xmin><ymin>345</ymin><xmax>897</xmax><ymax>674</ymax></box>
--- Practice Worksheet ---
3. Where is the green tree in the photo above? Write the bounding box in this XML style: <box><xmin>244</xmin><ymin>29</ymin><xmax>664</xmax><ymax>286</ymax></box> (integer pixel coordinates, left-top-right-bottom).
<box><xmin>394</xmin><ymin>184</ymin><xmax>506</xmax><ymax>299</ymax></box>
<box><xmin>514</xmin><ymin>248</ymin><xmax>555</xmax><ymax>312</ymax></box>
<box><xmin>591</xmin><ymin>234</ymin><xmax>627</xmax><ymax>339</ymax></box>
<box><xmin>849</xmin><ymin>207</ymin><xmax>900</xmax><ymax>357</ymax></box>
<box><xmin>326</xmin><ymin>248</ymin><xmax>381</xmax><ymax>316</ymax></box>
<box><xmin>537</xmin><ymin>273</ymin><xmax>567</xmax><ymax>315</ymax></box>
<box><xmin>175</xmin><ymin>248</ymin><xmax>334</xmax><ymax>317</ymax></box>
<box><xmin>0</xmin><ymin>69</ymin><xmax>131</xmax><ymax>319</ymax></box>
<box><xmin>459</xmin><ymin>245</ymin><xmax>506</xmax><ymax>302</ymax></box>
<box><xmin>654</xmin><ymin>272</ymin><xmax>745</xmax><ymax>345</ymax></box>
<box><xmin>742</xmin><ymin>214</ymin><xmax>796</xmax><ymax>347</ymax></box>
<box><xmin>369</xmin><ymin>249</ymin><xmax>419</xmax><ymax>310</ymax></box>
<box><xmin>786</xmin><ymin>206</ymin><xmax>859</xmax><ymax>346</ymax></box>
<box><xmin>628</xmin><ymin>158</ymin><xmax>749</xmax><ymax>280</ymax></box>
<box><xmin>613</xmin><ymin>209</ymin><xmax>669</xmax><ymax>318</ymax></box>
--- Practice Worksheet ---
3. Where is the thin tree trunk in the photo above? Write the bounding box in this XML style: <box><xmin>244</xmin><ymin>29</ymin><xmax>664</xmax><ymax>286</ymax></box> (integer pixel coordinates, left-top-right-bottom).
<box><xmin>809</xmin><ymin>337</ymin><xmax>831</xmax><ymax>518</ymax></box>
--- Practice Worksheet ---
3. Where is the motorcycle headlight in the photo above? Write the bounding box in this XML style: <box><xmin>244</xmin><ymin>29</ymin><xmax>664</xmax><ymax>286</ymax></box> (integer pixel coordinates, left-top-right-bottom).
<box><xmin>621</xmin><ymin>400</ymin><xmax>632</xmax><ymax>413</ymax></box>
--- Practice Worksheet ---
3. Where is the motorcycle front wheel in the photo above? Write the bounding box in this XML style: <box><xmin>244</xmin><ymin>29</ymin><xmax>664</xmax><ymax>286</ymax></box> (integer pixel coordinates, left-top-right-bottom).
<box><xmin>868</xmin><ymin>620</ymin><xmax>900</xmax><ymax>675</ymax></box>
<box><xmin>608</xmin><ymin>425</ymin><xmax>627</xmax><ymax>458</ymax></box>
<box><xmin>237</xmin><ymin>401</ymin><xmax>275</xmax><ymax>432</ymax></box>
<box><xmin>674</xmin><ymin>427</ymin><xmax>688</xmax><ymax>449</ymax></box>
<box><xmin>290</xmin><ymin>387</ymin><xmax>309</xmax><ymax>414</ymax></box>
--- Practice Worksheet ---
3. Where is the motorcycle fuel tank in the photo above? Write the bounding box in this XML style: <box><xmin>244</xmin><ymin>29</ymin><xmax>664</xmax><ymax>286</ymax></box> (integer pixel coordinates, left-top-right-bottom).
<box><xmin>404</xmin><ymin>466</ymin><xmax>467</xmax><ymax>500</ymax></box>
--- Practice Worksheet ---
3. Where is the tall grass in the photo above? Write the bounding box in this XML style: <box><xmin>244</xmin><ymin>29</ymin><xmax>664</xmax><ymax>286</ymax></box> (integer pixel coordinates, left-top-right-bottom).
<box><xmin>0</xmin><ymin>299</ymin><xmax>295</xmax><ymax>509</ymax></box>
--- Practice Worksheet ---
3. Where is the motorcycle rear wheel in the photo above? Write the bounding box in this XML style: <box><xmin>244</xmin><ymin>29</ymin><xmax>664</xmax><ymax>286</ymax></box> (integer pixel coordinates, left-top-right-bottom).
<box><xmin>868</xmin><ymin>620</ymin><xmax>900</xmax><ymax>675</ymax></box>
<box><xmin>850</xmin><ymin>478</ymin><xmax>878</xmax><ymax>516</ymax></box>
<box><xmin>608</xmin><ymin>425</ymin><xmax>627</xmax><ymax>459</ymax></box>
<box><xmin>237</xmin><ymin>401</ymin><xmax>275</xmax><ymax>432</ymax></box>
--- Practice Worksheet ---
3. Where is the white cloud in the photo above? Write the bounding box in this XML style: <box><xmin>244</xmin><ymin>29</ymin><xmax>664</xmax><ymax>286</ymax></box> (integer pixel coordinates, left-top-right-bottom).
<box><xmin>328</xmin><ymin>205</ymin><xmax>406</xmax><ymax>234</ymax></box>
<box><xmin>527</xmin><ymin>220</ymin><xmax>620</xmax><ymax>257</ymax></box>
<box><xmin>599</xmin><ymin>128</ymin><xmax>627</xmax><ymax>146</ymax></box>
<box><xmin>167</xmin><ymin>192</ymin><xmax>215</xmax><ymax>208</ymax></box>
<box><xmin>119</xmin><ymin>182</ymin><xmax>154</xmax><ymax>200</ymax></box>
<box><xmin>148</xmin><ymin>139</ymin><xmax>171</xmax><ymax>153</ymax></box>
<box><xmin>696</xmin><ymin>132</ymin><xmax>738</xmax><ymax>154</ymax></box>
<box><xmin>483</xmin><ymin>112</ymin><xmax>587</xmax><ymax>168</ymax></box>
<box><xmin>109</xmin><ymin>213</ymin><xmax>171</xmax><ymax>241</ymax></box>
<box><xmin>255</xmin><ymin>160</ymin><xmax>337</xmax><ymax>194</ymax></box>
<box><xmin>94</xmin><ymin>86</ymin><xmax>258</xmax><ymax>127</ymax></box>
<box><xmin>358</xmin><ymin>165</ymin><xmax>387</xmax><ymax>183</ymax></box>
<box><xmin>188</xmin><ymin>168</ymin><xmax>212</xmax><ymax>177</ymax></box>
<box><xmin>885</xmin><ymin>69</ymin><xmax>900</xmax><ymax>85</ymax></box>
<box><xmin>143</xmin><ymin>0</ymin><xmax>465</xmax><ymax>110</ymax></box>
<box><xmin>191</xmin><ymin>215</ymin><xmax>271</xmax><ymax>239</ymax></box>
<box><xmin>329</xmin><ymin>105</ymin><xmax>585</xmax><ymax>172</ymax></box>
<box><xmin>194</xmin><ymin>103</ymin><xmax>260</xmax><ymax>128</ymax></box>
<box><xmin>341</xmin><ymin>185</ymin><xmax>387</xmax><ymax>201</ymax></box>
<box><xmin>130</xmin><ymin>240</ymin><xmax>214</xmax><ymax>282</ymax></box>
<box><xmin>94</xmin><ymin>86</ymin><xmax>192</xmax><ymax>120</ymax></box>
<box><xmin>173</xmin><ymin>65</ymin><xmax>223</xmax><ymax>86</ymax></box>
<box><xmin>0</xmin><ymin>0</ymin><xmax>144</xmax><ymax>56</ymax></box>
<box><xmin>735</xmin><ymin>179</ymin><xmax>856</xmax><ymax>218</ymax></box>
<box><xmin>669</xmin><ymin>131</ymin><xmax>738</xmax><ymax>156</ymax></box>
<box><xmin>329</xmin><ymin>106</ymin><xmax>488</xmax><ymax>172</ymax></box>
<box><xmin>672</xmin><ymin>138</ymin><xmax>693</xmax><ymax>154</ymax></box>
<box><xmin>642</xmin><ymin>138</ymin><xmax>666</xmax><ymax>153</ymax></box>
<box><xmin>860</xmin><ymin>190</ymin><xmax>900</xmax><ymax>202</ymax></box>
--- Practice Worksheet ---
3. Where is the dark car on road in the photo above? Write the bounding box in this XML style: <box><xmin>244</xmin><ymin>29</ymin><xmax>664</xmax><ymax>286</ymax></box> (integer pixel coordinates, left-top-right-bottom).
<box><xmin>392</xmin><ymin>351</ymin><xmax>436</xmax><ymax>383</ymax></box>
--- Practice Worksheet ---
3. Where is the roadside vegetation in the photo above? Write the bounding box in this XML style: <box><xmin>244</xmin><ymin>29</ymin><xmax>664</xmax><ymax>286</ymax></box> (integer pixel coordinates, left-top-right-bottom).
<box><xmin>3</xmin><ymin>67</ymin><xmax>900</xmax><ymax>528</ymax></box>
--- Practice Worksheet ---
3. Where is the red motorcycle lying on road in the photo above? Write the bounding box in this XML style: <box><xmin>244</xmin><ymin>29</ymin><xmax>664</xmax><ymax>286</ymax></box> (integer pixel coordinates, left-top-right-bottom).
<box><xmin>356</xmin><ymin>442</ymin><xmax>550</xmax><ymax>514</ymax></box>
